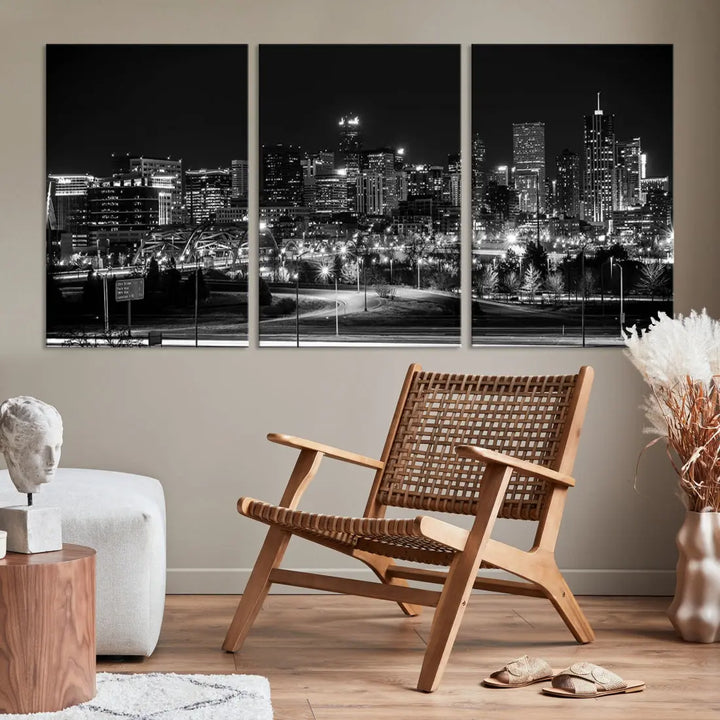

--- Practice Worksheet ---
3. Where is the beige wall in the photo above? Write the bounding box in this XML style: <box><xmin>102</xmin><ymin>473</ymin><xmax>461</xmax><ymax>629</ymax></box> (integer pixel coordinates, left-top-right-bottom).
<box><xmin>1</xmin><ymin>0</ymin><xmax>718</xmax><ymax>594</ymax></box>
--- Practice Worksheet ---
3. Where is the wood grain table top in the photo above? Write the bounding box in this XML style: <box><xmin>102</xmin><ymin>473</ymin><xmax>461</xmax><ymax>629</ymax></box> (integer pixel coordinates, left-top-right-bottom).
<box><xmin>0</xmin><ymin>544</ymin><xmax>95</xmax><ymax>566</ymax></box>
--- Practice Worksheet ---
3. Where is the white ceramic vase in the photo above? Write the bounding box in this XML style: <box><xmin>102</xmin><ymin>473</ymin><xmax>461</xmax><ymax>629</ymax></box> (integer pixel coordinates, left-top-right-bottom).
<box><xmin>667</xmin><ymin>510</ymin><xmax>720</xmax><ymax>642</ymax></box>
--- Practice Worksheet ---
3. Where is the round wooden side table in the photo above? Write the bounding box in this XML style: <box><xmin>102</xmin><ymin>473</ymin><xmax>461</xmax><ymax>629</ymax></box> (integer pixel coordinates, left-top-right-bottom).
<box><xmin>0</xmin><ymin>544</ymin><xmax>96</xmax><ymax>713</ymax></box>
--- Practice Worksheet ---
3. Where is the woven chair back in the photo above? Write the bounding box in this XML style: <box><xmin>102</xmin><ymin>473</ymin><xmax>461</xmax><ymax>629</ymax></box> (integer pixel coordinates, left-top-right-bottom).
<box><xmin>376</xmin><ymin>371</ymin><xmax>581</xmax><ymax>520</ymax></box>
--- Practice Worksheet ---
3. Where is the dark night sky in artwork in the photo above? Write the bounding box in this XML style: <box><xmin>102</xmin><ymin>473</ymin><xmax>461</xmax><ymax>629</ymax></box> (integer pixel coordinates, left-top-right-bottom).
<box><xmin>472</xmin><ymin>45</ymin><xmax>673</xmax><ymax>179</ymax></box>
<box><xmin>46</xmin><ymin>45</ymin><xmax>248</xmax><ymax>175</ymax></box>
<box><xmin>260</xmin><ymin>45</ymin><xmax>460</xmax><ymax>166</ymax></box>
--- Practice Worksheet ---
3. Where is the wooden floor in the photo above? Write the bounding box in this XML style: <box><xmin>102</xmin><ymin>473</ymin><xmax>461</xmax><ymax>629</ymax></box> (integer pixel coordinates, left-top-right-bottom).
<box><xmin>98</xmin><ymin>594</ymin><xmax>720</xmax><ymax>719</ymax></box>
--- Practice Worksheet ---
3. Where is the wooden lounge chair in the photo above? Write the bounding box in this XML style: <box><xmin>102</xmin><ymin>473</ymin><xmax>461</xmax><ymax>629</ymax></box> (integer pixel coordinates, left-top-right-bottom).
<box><xmin>223</xmin><ymin>363</ymin><xmax>595</xmax><ymax>692</ymax></box>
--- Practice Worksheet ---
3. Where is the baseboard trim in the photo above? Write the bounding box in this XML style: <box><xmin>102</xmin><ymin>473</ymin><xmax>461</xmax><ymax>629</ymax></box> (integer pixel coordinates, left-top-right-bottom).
<box><xmin>166</xmin><ymin>567</ymin><xmax>675</xmax><ymax>596</ymax></box>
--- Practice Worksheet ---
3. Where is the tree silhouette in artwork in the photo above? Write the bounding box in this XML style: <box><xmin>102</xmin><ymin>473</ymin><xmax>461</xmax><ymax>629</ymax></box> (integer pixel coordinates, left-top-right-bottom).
<box><xmin>545</xmin><ymin>271</ymin><xmax>565</xmax><ymax>303</ymax></box>
<box><xmin>522</xmin><ymin>266</ymin><xmax>543</xmax><ymax>302</ymax></box>
<box><xmin>475</xmin><ymin>263</ymin><xmax>499</xmax><ymax>298</ymax></box>
<box><xmin>637</xmin><ymin>261</ymin><xmax>671</xmax><ymax>301</ymax></box>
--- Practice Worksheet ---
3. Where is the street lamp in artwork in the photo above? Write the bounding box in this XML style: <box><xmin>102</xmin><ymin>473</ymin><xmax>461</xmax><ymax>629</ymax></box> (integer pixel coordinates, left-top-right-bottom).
<box><xmin>343</xmin><ymin>234</ymin><xmax>370</xmax><ymax>311</ymax></box>
<box><xmin>383</xmin><ymin>229</ymin><xmax>397</xmax><ymax>284</ymax></box>
<box><xmin>576</xmin><ymin>239</ymin><xmax>592</xmax><ymax>348</ymax></box>
<box><xmin>407</xmin><ymin>232</ymin><xmax>430</xmax><ymax>290</ymax></box>
<box><xmin>319</xmin><ymin>264</ymin><xmax>340</xmax><ymax>337</ymax></box>
<box><xmin>283</xmin><ymin>240</ymin><xmax>313</xmax><ymax>348</ymax></box>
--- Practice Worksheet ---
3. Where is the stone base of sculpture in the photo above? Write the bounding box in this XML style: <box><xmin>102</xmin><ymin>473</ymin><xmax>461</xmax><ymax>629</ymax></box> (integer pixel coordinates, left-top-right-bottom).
<box><xmin>0</xmin><ymin>506</ymin><xmax>62</xmax><ymax>554</ymax></box>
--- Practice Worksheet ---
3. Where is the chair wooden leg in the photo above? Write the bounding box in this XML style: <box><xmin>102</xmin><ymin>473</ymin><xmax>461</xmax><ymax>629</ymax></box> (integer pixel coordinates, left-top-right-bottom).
<box><xmin>415</xmin><ymin>556</ymin><xmax>477</xmax><ymax>692</ymax></box>
<box><xmin>222</xmin><ymin>526</ymin><xmax>291</xmax><ymax>652</ymax></box>
<box><xmin>355</xmin><ymin>551</ymin><xmax>422</xmax><ymax>617</ymax></box>
<box><xmin>541</xmin><ymin>566</ymin><xmax>595</xmax><ymax>644</ymax></box>
<box><xmin>416</xmin><ymin>463</ymin><xmax>513</xmax><ymax>692</ymax></box>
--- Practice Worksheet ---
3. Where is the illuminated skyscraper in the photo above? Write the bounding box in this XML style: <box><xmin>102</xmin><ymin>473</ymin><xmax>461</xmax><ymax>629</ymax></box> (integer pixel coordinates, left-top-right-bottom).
<box><xmin>338</xmin><ymin>114</ymin><xmax>362</xmax><ymax>213</ymax></box>
<box><xmin>583</xmin><ymin>94</ymin><xmax>616</xmax><ymax>224</ymax></box>
<box><xmin>616</xmin><ymin>138</ymin><xmax>642</xmax><ymax>208</ymax></box>
<box><xmin>407</xmin><ymin>164</ymin><xmax>431</xmax><ymax>198</ymax></box>
<box><xmin>261</xmin><ymin>144</ymin><xmax>303</xmax><ymax>207</ymax></box>
<box><xmin>231</xmin><ymin>159</ymin><xmax>248</xmax><ymax>201</ymax></box>
<box><xmin>357</xmin><ymin>171</ymin><xmax>385</xmax><ymax>216</ymax></box>
<box><xmin>111</xmin><ymin>154</ymin><xmax>182</xmax><ymax>223</ymax></box>
<box><xmin>88</xmin><ymin>175</ymin><xmax>169</xmax><ymax>249</ymax></box>
<box><xmin>555</xmin><ymin>149</ymin><xmax>581</xmax><ymax>218</ymax></box>
<box><xmin>447</xmin><ymin>153</ymin><xmax>461</xmax><ymax>207</ymax></box>
<box><xmin>428</xmin><ymin>166</ymin><xmax>445</xmax><ymax>203</ymax></box>
<box><xmin>112</xmin><ymin>154</ymin><xmax>182</xmax><ymax>179</ymax></box>
<box><xmin>646</xmin><ymin>186</ymin><xmax>672</xmax><ymax>230</ymax></box>
<box><xmin>338</xmin><ymin>114</ymin><xmax>361</xmax><ymax>155</ymax></box>
<box><xmin>311</xmin><ymin>151</ymin><xmax>336</xmax><ymax>177</ymax></box>
<box><xmin>184</xmin><ymin>168</ymin><xmax>232</xmax><ymax>224</ymax></box>
<box><xmin>490</xmin><ymin>165</ymin><xmax>509</xmax><ymax>187</ymax></box>
<box><xmin>47</xmin><ymin>174</ymin><xmax>95</xmax><ymax>234</ymax></box>
<box><xmin>363</xmin><ymin>148</ymin><xmax>398</xmax><ymax>214</ymax></box>
<box><xmin>471</xmin><ymin>134</ymin><xmax>486</xmax><ymax>217</ymax></box>
<box><xmin>314</xmin><ymin>174</ymin><xmax>349</xmax><ymax>214</ymax></box>
<box><xmin>512</xmin><ymin>122</ymin><xmax>546</xmax><ymax>214</ymax></box>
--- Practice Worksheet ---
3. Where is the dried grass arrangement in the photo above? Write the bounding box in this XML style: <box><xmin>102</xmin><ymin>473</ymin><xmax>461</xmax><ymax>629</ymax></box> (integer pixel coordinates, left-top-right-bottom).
<box><xmin>625</xmin><ymin>310</ymin><xmax>720</xmax><ymax>512</ymax></box>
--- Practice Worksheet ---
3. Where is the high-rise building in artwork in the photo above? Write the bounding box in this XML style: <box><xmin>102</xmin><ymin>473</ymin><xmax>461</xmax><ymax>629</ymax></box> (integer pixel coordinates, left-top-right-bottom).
<box><xmin>641</xmin><ymin>176</ymin><xmax>670</xmax><ymax>194</ymax></box>
<box><xmin>583</xmin><ymin>94</ymin><xmax>616</xmax><ymax>224</ymax></box>
<box><xmin>430</xmin><ymin>166</ymin><xmax>446</xmax><ymax>203</ymax></box>
<box><xmin>338</xmin><ymin>115</ymin><xmax>362</xmax><ymax>213</ymax></box>
<box><xmin>406</xmin><ymin>164</ymin><xmax>432</xmax><ymax>198</ymax></box>
<box><xmin>305</xmin><ymin>151</ymin><xmax>336</xmax><ymax>178</ymax></box>
<box><xmin>447</xmin><ymin>153</ymin><xmax>461</xmax><ymax>207</ymax></box>
<box><xmin>363</xmin><ymin>148</ymin><xmax>398</xmax><ymax>214</ymax></box>
<box><xmin>357</xmin><ymin>171</ymin><xmax>385</xmax><ymax>216</ymax></box>
<box><xmin>261</xmin><ymin>144</ymin><xmax>303</xmax><ymax>207</ymax></box>
<box><xmin>555</xmin><ymin>149</ymin><xmax>581</xmax><ymax>218</ymax></box>
<box><xmin>231</xmin><ymin>159</ymin><xmax>249</xmax><ymax>201</ymax></box>
<box><xmin>646</xmin><ymin>186</ymin><xmax>672</xmax><ymax>230</ymax></box>
<box><xmin>616</xmin><ymin>138</ymin><xmax>642</xmax><ymax>208</ymax></box>
<box><xmin>47</xmin><ymin>174</ymin><xmax>95</xmax><ymax>234</ymax></box>
<box><xmin>111</xmin><ymin>154</ymin><xmax>182</xmax><ymax>178</ymax></box>
<box><xmin>512</xmin><ymin>122</ymin><xmax>546</xmax><ymax>215</ymax></box>
<box><xmin>87</xmin><ymin>176</ymin><xmax>168</xmax><ymax>249</ymax></box>
<box><xmin>184</xmin><ymin>168</ymin><xmax>232</xmax><ymax>224</ymax></box>
<box><xmin>471</xmin><ymin>134</ymin><xmax>486</xmax><ymax>217</ymax></box>
<box><xmin>110</xmin><ymin>154</ymin><xmax>183</xmax><ymax>223</ymax></box>
<box><xmin>490</xmin><ymin>165</ymin><xmax>509</xmax><ymax>187</ymax></box>
<box><xmin>313</xmin><ymin>174</ymin><xmax>348</xmax><ymax>214</ymax></box>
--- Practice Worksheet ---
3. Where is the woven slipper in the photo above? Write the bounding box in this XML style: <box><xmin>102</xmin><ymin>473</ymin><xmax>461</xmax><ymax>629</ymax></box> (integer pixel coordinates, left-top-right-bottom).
<box><xmin>483</xmin><ymin>655</ymin><xmax>558</xmax><ymax>688</ymax></box>
<box><xmin>542</xmin><ymin>662</ymin><xmax>645</xmax><ymax>698</ymax></box>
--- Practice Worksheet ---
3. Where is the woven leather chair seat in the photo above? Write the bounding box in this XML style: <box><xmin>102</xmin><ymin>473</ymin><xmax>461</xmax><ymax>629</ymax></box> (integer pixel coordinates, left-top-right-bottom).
<box><xmin>240</xmin><ymin>498</ymin><xmax>458</xmax><ymax>565</ymax></box>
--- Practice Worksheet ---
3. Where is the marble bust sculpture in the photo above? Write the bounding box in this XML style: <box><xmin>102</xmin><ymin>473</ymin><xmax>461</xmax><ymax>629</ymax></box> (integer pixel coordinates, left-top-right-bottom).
<box><xmin>0</xmin><ymin>396</ymin><xmax>63</xmax><ymax>495</ymax></box>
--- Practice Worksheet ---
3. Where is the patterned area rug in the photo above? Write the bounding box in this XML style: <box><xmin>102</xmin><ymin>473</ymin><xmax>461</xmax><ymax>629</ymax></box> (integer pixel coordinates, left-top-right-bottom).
<box><xmin>3</xmin><ymin>673</ymin><xmax>273</xmax><ymax>719</ymax></box>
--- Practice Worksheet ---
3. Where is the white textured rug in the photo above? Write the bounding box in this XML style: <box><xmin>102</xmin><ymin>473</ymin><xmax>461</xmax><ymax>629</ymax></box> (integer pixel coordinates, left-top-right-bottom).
<box><xmin>3</xmin><ymin>673</ymin><xmax>273</xmax><ymax>719</ymax></box>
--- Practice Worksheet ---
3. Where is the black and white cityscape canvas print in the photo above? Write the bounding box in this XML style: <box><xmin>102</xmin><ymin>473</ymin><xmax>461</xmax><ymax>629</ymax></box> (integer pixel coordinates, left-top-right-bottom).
<box><xmin>258</xmin><ymin>45</ymin><xmax>461</xmax><ymax>346</ymax></box>
<box><xmin>46</xmin><ymin>45</ymin><xmax>249</xmax><ymax>347</ymax></box>
<box><xmin>471</xmin><ymin>45</ymin><xmax>673</xmax><ymax>346</ymax></box>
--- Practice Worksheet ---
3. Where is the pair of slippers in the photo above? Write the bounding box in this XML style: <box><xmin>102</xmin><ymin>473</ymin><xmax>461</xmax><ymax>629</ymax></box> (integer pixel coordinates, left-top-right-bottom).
<box><xmin>483</xmin><ymin>655</ymin><xmax>645</xmax><ymax>699</ymax></box>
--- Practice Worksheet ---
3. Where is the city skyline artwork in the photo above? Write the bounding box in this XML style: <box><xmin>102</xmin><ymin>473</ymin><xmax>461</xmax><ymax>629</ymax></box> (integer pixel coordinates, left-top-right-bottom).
<box><xmin>258</xmin><ymin>44</ymin><xmax>461</xmax><ymax>347</ymax></box>
<box><xmin>46</xmin><ymin>44</ymin><xmax>249</xmax><ymax>347</ymax></box>
<box><xmin>45</xmin><ymin>43</ymin><xmax>672</xmax><ymax>349</ymax></box>
<box><xmin>471</xmin><ymin>44</ymin><xmax>673</xmax><ymax>347</ymax></box>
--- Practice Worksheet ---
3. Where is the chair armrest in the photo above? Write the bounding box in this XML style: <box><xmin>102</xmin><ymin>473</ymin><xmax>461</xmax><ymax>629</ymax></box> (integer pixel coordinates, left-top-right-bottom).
<box><xmin>267</xmin><ymin>433</ymin><xmax>385</xmax><ymax>470</ymax></box>
<box><xmin>454</xmin><ymin>445</ymin><xmax>575</xmax><ymax>487</ymax></box>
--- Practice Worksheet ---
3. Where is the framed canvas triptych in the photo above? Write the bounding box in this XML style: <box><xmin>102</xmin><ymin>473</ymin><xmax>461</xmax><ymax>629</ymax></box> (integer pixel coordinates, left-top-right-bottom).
<box><xmin>45</xmin><ymin>44</ymin><xmax>672</xmax><ymax>348</ymax></box>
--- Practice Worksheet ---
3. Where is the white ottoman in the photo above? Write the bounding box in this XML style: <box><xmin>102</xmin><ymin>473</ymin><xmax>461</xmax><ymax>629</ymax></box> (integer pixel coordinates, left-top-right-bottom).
<box><xmin>0</xmin><ymin>468</ymin><xmax>166</xmax><ymax>656</ymax></box>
